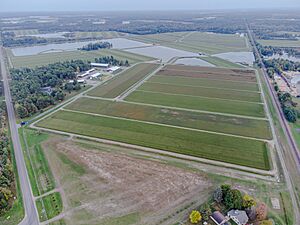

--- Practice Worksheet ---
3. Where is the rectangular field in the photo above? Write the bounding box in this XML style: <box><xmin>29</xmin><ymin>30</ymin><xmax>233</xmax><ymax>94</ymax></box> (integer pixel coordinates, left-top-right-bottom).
<box><xmin>126</xmin><ymin>91</ymin><xmax>265</xmax><ymax>117</ymax></box>
<box><xmin>138</xmin><ymin>82</ymin><xmax>262</xmax><ymax>102</ymax></box>
<box><xmin>65</xmin><ymin>97</ymin><xmax>272</xmax><ymax>139</ymax></box>
<box><xmin>157</xmin><ymin>65</ymin><xmax>257</xmax><ymax>82</ymax></box>
<box><xmin>8</xmin><ymin>48</ymin><xmax>154</xmax><ymax>68</ymax></box>
<box><xmin>87</xmin><ymin>63</ymin><xmax>159</xmax><ymax>98</ymax></box>
<box><xmin>148</xmin><ymin>75</ymin><xmax>259</xmax><ymax>92</ymax></box>
<box><xmin>36</xmin><ymin>110</ymin><xmax>270</xmax><ymax>170</ymax></box>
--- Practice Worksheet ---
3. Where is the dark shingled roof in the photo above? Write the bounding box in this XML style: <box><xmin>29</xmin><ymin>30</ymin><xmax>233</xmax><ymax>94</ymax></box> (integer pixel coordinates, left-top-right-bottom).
<box><xmin>211</xmin><ymin>211</ymin><xmax>229</xmax><ymax>225</ymax></box>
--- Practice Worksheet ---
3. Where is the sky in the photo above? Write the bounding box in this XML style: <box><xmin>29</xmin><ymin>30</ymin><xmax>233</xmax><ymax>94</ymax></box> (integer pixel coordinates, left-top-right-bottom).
<box><xmin>1</xmin><ymin>0</ymin><xmax>300</xmax><ymax>12</ymax></box>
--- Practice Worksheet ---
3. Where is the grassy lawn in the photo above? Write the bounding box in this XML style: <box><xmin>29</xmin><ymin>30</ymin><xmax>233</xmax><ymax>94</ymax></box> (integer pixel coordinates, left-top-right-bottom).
<box><xmin>138</xmin><ymin>81</ymin><xmax>262</xmax><ymax>103</ymax></box>
<box><xmin>130</xmin><ymin>32</ymin><xmax>249</xmax><ymax>54</ymax></box>
<box><xmin>65</xmin><ymin>97</ymin><xmax>272</xmax><ymax>139</ymax></box>
<box><xmin>257</xmin><ymin>39</ymin><xmax>300</xmax><ymax>48</ymax></box>
<box><xmin>19</xmin><ymin>128</ymin><xmax>55</xmax><ymax>196</ymax></box>
<box><xmin>126</xmin><ymin>91</ymin><xmax>265</xmax><ymax>118</ymax></box>
<box><xmin>36</xmin><ymin>110</ymin><xmax>270</xmax><ymax>170</ymax></box>
<box><xmin>200</xmin><ymin>56</ymin><xmax>244</xmax><ymax>68</ymax></box>
<box><xmin>36</xmin><ymin>192</ymin><xmax>63</xmax><ymax>222</ymax></box>
<box><xmin>149</xmin><ymin>75</ymin><xmax>259</xmax><ymax>91</ymax></box>
<box><xmin>87</xmin><ymin>63</ymin><xmax>159</xmax><ymax>98</ymax></box>
<box><xmin>7</xmin><ymin>48</ymin><xmax>154</xmax><ymax>68</ymax></box>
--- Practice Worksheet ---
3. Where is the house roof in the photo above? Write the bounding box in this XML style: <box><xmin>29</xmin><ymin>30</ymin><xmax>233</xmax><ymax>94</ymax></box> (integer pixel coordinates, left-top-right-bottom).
<box><xmin>211</xmin><ymin>211</ymin><xmax>229</xmax><ymax>225</ymax></box>
<box><xmin>228</xmin><ymin>210</ymin><xmax>249</xmax><ymax>224</ymax></box>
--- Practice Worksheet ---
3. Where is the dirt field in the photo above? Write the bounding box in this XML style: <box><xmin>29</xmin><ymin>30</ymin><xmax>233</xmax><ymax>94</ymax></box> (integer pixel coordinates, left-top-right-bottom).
<box><xmin>44</xmin><ymin>137</ymin><xmax>212</xmax><ymax>225</ymax></box>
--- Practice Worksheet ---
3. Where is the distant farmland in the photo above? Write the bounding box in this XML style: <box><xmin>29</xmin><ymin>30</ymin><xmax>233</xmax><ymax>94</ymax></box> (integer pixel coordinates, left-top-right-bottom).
<box><xmin>129</xmin><ymin>32</ymin><xmax>249</xmax><ymax>54</ymax></box>
<box><xmin>36</xmin><ymin>64</ymin><xmax>272</xmax><ymax>171</ymax></box>
<box><xmin>7</xmin><ymin>48</ymin><xmax>154</xmax><ymax>68</ymax></box>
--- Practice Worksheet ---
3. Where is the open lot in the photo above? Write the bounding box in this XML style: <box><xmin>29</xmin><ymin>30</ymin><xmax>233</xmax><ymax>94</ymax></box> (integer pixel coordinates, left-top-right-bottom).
<box><xmin>129</xmin><ymin>32</ymin><xmax>249</xmax><ymax>54</ymax></box>
<box><xmin>7</xmin><ymin>48</ymin><xmax>154</xmax><ymax>68</ymax></box>
<box><xmin>65</xmin><ymin>97</ymin><xmax>272</xmax><ymax>139</ymax></box>
<box><xmin>87</xmin><ymin>63</ymin><xmax>159</xmax><ymax>98</ymax></box>
<box><xmin>43</xmin><ymin>137</ymin><xmax>212</xmax><ymax>225</ymax></box>
<box><xmin>37</xmin><ymin>110</ymin><xmax>270</xmax><ymax>170</ymax></box>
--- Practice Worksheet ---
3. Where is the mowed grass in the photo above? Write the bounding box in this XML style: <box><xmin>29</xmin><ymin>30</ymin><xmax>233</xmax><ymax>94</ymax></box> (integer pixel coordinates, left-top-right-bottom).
<box><xmin>126</xmin><ymin>91</ymin><xmax>265</xmax><ymax>118</ymax></box>
<box><xmin>130</xmin><ymin>32</ymin><xmax>249</xmax><ymax>54</ymax></box>
<box><xmin>149</xmin><ymin>75</ymin><xmax>259</xmax><ymax>92</ymax></box>
<box><xmin>8</xmin><ymin>48</ymin><xmax>154</xmax><ymax>68</ymax></box>
<box><xmin>65</xmin><ymin>97</ymin><xmax>272</xmax><ymax>139</ymax></box>
<box><xmin>258</xmin><ymin>39</ymin><xmax>300</xmax><ymax>48</ymax></box>
<box><xmin>37</xmin><ymin>110</ymin><xmax>270</xmax><ymax>170</ymax></box>
<box><xmin>87</xmin><ymin>63</ymin><xmax>159</xmax><ymax>98</ymax></box>
<box><xmin>138</xmin><ymin>82</ymin><xmax>262</xmax><ymax>102</ymax></box>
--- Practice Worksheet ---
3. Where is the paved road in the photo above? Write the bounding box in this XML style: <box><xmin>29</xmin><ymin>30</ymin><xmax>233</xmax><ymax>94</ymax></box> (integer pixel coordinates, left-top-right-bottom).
<box><xmin>246</xmin><ymin>24</ymin><xmax>300</xmax><ymax>223</ymax></box>
<box><xmin>0</xmin><ymin>47</ymin><xmax>39</xmax><ymax>225</ymax></box>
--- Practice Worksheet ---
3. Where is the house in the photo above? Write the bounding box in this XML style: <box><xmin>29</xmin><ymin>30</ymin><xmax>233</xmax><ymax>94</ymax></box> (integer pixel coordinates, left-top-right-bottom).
<box><xmin>227</xmin><ymin>210</ymin><xmax>249</xmax><ymax>225</ymax></box>
<box><xmin>210</xmin><ymin>211</ymin><xmax>229</xmax><ymax>225</ymax></box>
<box><xmin>40</xmin><ymin>86</ymin><xmax>53</xmax><ymax>95</ymax></box>
<box><xmin>91</xmin><ymin>63</ymin><xmax>109</xmax><ymax>68</ymax></box>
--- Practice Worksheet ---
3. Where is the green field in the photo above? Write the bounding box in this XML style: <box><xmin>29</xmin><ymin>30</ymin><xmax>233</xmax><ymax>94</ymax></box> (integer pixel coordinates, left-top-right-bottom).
<box><xmin>126</xmin><ymin>91</ymin><xmax>265</xmax><ymax>118</ymax></box>
<box><xmin>130</xmin><ymin>32</ymin><xmax>249</xmax><ymax>54</ymax></box>
<box><xmin>7</xmin><ymin>49</ymin><xmax>154</xmax><ymax>68</ymax></box>
<box><xmin>65</xmin><ymin>97</ymin><xmax>271</xmax><ymax>139</ymax></box>
<box><xmin>149</xmin><ymin>75</ymin><xmax>259</xmax><ymax>92</ymax></box>
<box><xmin>138</xmin><ymin>82</ymin><xmax>262</xmax><ymax>102</ymax></box>
<box><xmin>87</xmin><ymin>63</ymin><xmax>159</xmax><ymax>98</ymax></box>
<box><xmin>258</xmin><ymin>39</ymin><xmax>300</xmax><ymax>48</ymax></box>
<box><xmin>37</xmin><ymin>110</ymin><xmax>270</xmax><ymax>170</ymax></box>
<box><xmin>19</xmin><ymin>128</ymin><xmax>55</xmax><ymax>196</ymax></box>
<box><xmin>36</xmin><ymin>192</ymin><xmax>63</xmax><ymax>222</ymax></box>
<box><xmin>200</xmin><ymin>56</ymin><xmax>244</xmax><ymax>68</ymax></box>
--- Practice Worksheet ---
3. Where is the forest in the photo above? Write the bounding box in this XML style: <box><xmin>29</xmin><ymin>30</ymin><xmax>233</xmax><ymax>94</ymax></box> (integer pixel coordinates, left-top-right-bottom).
<box><xmin>0</xmin><ymin>101</ymin><xmax>14</xmax><ymax>214</ymax></box>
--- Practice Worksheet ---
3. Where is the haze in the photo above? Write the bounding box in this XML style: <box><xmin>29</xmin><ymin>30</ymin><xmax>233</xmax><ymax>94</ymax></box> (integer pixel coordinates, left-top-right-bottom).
<box><xmin>1</xmin><ymin>0</ymin><xmax>300</xmax><ymax>12</ymax></box>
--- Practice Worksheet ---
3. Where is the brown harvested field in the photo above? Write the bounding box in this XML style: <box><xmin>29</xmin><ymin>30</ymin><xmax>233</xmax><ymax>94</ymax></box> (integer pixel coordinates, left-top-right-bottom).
<box><xmin>157</xmin><ymin>66</ymin><xmax>257</xmax><ymax>82</ymax></box>
<box><xmin>44</xmin><ymin>137</ymin><xmax>212</xmax><ymax>225</ymax></box>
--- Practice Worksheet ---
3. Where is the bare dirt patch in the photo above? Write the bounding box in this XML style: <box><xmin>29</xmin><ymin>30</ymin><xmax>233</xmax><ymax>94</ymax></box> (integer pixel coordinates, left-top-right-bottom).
<box><xmin>43</xmin><ymin>138</ymin><xmax>212</xmax><ymax>225</ymax></box>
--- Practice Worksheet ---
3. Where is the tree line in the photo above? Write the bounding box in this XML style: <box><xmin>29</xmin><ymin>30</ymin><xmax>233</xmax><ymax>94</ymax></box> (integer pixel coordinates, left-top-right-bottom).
<box><xmin>94</xmin><ymin>56</ymin><xmax>129</xmax><ymax>67</ymax></box>
<box><xmin>79</xmin><ymin>41</ymin><xmax>112</xmax><ymax>51</ymax></box>
<box><xmin>0</xmin><ymin>101</ymin><xmax>14</xmax><ymax>214</ymax></box>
